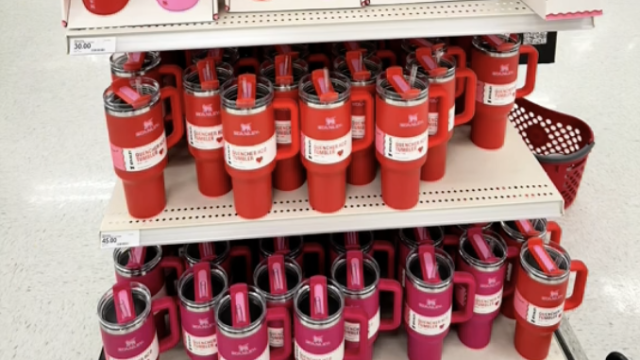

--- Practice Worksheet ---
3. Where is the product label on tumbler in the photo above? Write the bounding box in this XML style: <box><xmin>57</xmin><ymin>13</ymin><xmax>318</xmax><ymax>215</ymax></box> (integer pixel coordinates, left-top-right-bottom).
<box><xmin>404</xmin><ymin>306</ymin><xmax>451</xmax><ymax>336</ymax></box>
<box><xmin>225</xmin><ymin>134</ymin><xmax>277</xmax><ymax>170</ymax></box>
<box><xmin>294</xmin><ymin>341</ymin><xmax>344</xmax><ymax>360</ymax></box>
<box><xmin>111</xmin><ymin>134</ymin><xmax>167</xmax><ymax>172</ymax></box>
<box><xmin>268</xmin><ymin>327</ymin><xmax>284</xmax><ymax>347</ymax></box>
<box><xmin>477</xmin><ymin>80</ymin><xmax>517</xmax><ymax>106</ymax></box>
<box><xmin>514</xmin><ymin>290</ymin><xmax>564</xmax><ymax>327</ymax></box>
<box><xmin>456</xmin><ymin>285</ymin><xmax>503</xmax><ymax>314</ymax></box>
<box><xmin>183</xmin><ymin>330</ymin><xmax>217</xmax><ymax>356</ymax></box>
<box><xmin>105</xmin><ymin>334</ymin><xmax>159</xmax><ymax>360</ymax></box>
<box><xmin>352</xmin><ymin>116</ymin><xmax>365</xmax><ymax>139</ymax></box>
<box><xmin>345</xmin><ymin>308</ymin><xmax>380</xmax><ymax>342</ymax></box>
<box><xmin>275</xmin><ymin>120</ymin><xmax>292</xmax><ymax>144</ymax></box>
<box><xmin>427</xmin><ymin>107</ymin><xmax>456</xmax><ymax>135</ymax></box>
<box><xmin>220</xmin><ymin>344</ymin><xmax>269</xmax><ymax>360</ymax></box>
<box><xmin>187</xmin><ymin>122</ymin><xmax>224</xmax><ymax>150</ymax></box>
<box><xmin>375</xmin><ymin>126</ymin><xmax>428</xmax><ymax>162</ymax></box>
<box><xmin>302</xmin><ymin>131</ymin><xmax>352</xmax><ymax>164</ymax></box>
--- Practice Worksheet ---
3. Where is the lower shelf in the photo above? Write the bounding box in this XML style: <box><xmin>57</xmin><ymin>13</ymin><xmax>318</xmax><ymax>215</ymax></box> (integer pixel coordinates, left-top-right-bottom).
<box><xmin>98</xmin><ymin>317</ymin><xmax>570</xmax><ymax>360</ymax></box>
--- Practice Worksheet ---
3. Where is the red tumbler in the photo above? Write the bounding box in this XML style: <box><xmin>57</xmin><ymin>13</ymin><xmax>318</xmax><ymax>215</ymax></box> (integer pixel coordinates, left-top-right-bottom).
<box><xmin>262</xmin><ymin>44</ymin><xmax>331</xmax><ymax>70</ymax></box>
<box><xmin>103</xmin><ymin>77</ymin><xmax>184</xmax><ymax>218</ymax></box>
<box><xmin>184</xmin><ymin>59</ymin><xmax>234</xmax><ymax>197</ymax></box>
<box><xmin>375</xmin><ymin>67</ymin><xmax>450</xmax><ymax>209</ymax></box>
<box><xmin>260</xmin><ymin>55</ymin><xmax>309</xmax><ymax>191</ymax></box>
<box><xmin>221</xmin><ymin>74</ymin><xmax>300</xmax><ymax>219</ymax></box>
<box><xmin>334</xmin><ymin>52</ymin><xmax>383</xmax><ymax>186</ymax></box>
<box><xmin>188</xmin><ymin>48</ymin><xmax>239</xmax><ymax>67</ymax></box>
<box><xmin>110</xmin><ymin>52</ymin><xmax>184</xmax><ymax>96</ymax></box>
<box><xmin>470</xmin><ymin>34</ymin><xmax>538</xmax><ymax>149</ymax></box>
<box><xmin>514</xmin><ymin>239</ymin><xmax>588</xmax><ymax>360</ymax></box>
<box><xmin>299</xmin><ymin>70</ymin><xmax>374</xmax><ymax>213</ymax></box>
<box><xmin>406</xmin><ymin>47</ymin><xmax>477</xmax><ymax>181</ymax></box>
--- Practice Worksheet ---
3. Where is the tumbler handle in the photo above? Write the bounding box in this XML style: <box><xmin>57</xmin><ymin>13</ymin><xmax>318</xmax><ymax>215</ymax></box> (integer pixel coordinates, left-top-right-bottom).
<box><xmin>378</xmin><ymin>278</ymin><xmax>403</xmax><ymax>331</ymax></box>
<box><xmin>564</xmin><ymin>260</ymin><xmax>588</xmax><ymax>311</ymax></box>
<box><xmin>374</xmin><ymin>49</ymin><xmax>398</xmax><ymax>67</ymax></box>
<box><xmin>160</xmin><ymin>256</ymin><xmax>185</xmax><ymax>280</ymax></box>
<box><xmin>229</xmin><ymin>245</ymin><xmax>254</xmax><ymax>284</ymax></box>
<box><xmin>515</xmin><ymin>45</ymin><xmax>539</xmax><ymax>98</ymax></box>
<box><xmin>234</xmin><ymin>57</ymin><xmax>261</xmax><ymax>74</ymax></box>
<box><xmin>372</xmin><ymin>240</ymin><xmax>395</xmax><ymax>279</ymax></box>
<box><xmin>160</xmin><ymin>87</ymin><xmax>185</xmax><ymax>149</ymax></box>
<box><xmin>442</xmin><ymin>234</ymin><xmax>460</xmax><ymax>262</ymax></box>
<box><xmin>302</xmin><ymin>242</ymin><xmax>326</xmax><ymax>276</ymax></box>
<box><xmin>451</xmin><ymin>271</ymin><xmax>476</xmax><ymax>324</ymax></box>
<box><xmin>344</xmin><ymin>307</ymin><xmax>369</xmax><ymax>360</ymax></box>
<box><xmin>267</xmin><ymin>307</ymin><xmax>292</xmax><ymax>360</ymax></box>
<box><xmin>502</xmin><ymin>246</ymin><xmax>520</xmax><ymax>297</ymax></box>
<box><xmin>351</xmin><ymin>91</ymin><xmax>374</xmax><ymax>153</ymax></box>
<box><xmin>274</xmin><ymin>98</ymin><xmax>300</xmax><ymax>161</ymax></box>
<box><xmin>453</xmin><ymin>68</ymin><xmax>477</xmax><ymax>126</ymax></box>
<box><xmin>446</xmin><ymin>46</ymin><xmax>467</xmax><ymax>98</ymax></box>
<box><xmin>427</xmin><ymin>86</ymin><xmax>450</xmax><ymax>148</ymax></box>
<box><xmin>547</xmin><ymin>221</ymin><xmax>562</xmax><ymax>245</ymax></box>
<box><xmin>306</xmin><ymin>53</ymin><xmax>331</xmax><ymax>70</ymax></box>
<box><xmin>159</xmin><ymin>65</ymin><xmax>184</xmax><ymax>96</ymax></box>
<box><xmin>151</xmin><ymin>296</ymin><xmax>180</xmax><ymax>352</ymax></box>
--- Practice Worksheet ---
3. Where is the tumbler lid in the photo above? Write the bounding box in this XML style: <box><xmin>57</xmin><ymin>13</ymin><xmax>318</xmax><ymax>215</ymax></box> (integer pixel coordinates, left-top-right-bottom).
<box><xmin>178</xmin><ymin>262</ymin><xmax>228</xmax><ymax>308</ymax></box>
<box><xmin>221</xmin><ymin>75</ymin><xmax>274</xmax><ymax>112</ymax></box>
<box><xmin>472</xmin><ymin>34</ymin><xmax>521</xmax><ymax>56</ymax></box>
<box><xmin>345</xmin><ymin>51</ymin><xmax>371</xmax><ymax>81</ymax></box>
<box><xmin>108</xmin><ymin>78</ymin><xmax>154</xmax><ymax>110</ymax></box>
<box><xmin>399</xmin><ymin>227</ymin><xmax>445</xmax><ymax>249</ymax></box>
<box><xmin>274</xmin><ymin>54</ymin><xmax>294</xmax><ymax>86</ymax></box>
<box><xmin>415</xmin><ymin>47</ymin><xmax>448</xmax><ymax>78</ymax></box>
<box><xmin>330</xmin><ymin>251</ymin><xmax>379</xmax><ymax>296</ymax></box>
<box><xmin>501</xmin><ymin>219</ymin><xmax>548</xmax><ymax>242</ymax></box>
<box><xmin>402</xmin><ymin>38</ymin><xmax>448</xmax><ymax>55</ymax></box>
<box><xmin>98</xmin><ymin>282</ymin><xmax>152</xmax><ymax>334</ymax></box>
<box><xmin>312</xmin><ymin>69</ymin><xmax>339</xmax><ymax>102</ymax></box>
<box><xmin>329</xmin><ymin>231</ymin><xmax>374</xmax><ymax>254</ymax></box>
<box><xmin>299</xmin><ymin>71</ymin><xmax>351</xmax><ymax>107</ymax></box>
<box><xmin>294</xmin><ymin>277</ymin><xmax>344</xmax><ymax>328</ymax></box>
<box><xmin>406</xmin><ymin>247</ymin><xmax>454</xmax><ymax>291</ymax></box>
<box><xmin>184</xmin><ymin>241</ymin><xmax>230</xmax><ymax>267</ymax></box>
<box><xmin>467</xmin><ymin>227</ymin><xmax>499</xmax><ymax>264</ymax></box>
<box><xmin>332</xmin><ymin>41</ymin><xmax>377</xmax><ymax>59</ymax></box>
<box><xmin>254</xmin><ymin>255</ymin><xmax>302</xmax><ymax>301</ymax></box>
<box><xmin>259</xmin><ymin>236</ymin><xmax>304</xmax><ymax>259</ymax></box>
<box><xmin>110</xmin><ymin>52</ymin><xmax>161</xmax><ymax>76</ymax></box>
<box><xmin>386</xmin><ymin>66</ymin><xmax>420</xmax><ymax>100</ymax></box>
<box><xmin>458</xmin><ymin>229</ymin><xmax>507</xmax><ymax>271</ymax></box>
<box><xmin>520</xmin><ymin>239</ymin><xmax>571</xmax><ymax>284</ymax></box>
<box><xmin>525</xmin><ymin>239</ymin><xmax>565</xmax><ymax>276</ymax></box>
<box><xmin>191</xmin><ymin>48</ymin><xmax>239</xmax><ymax>66</ymax></box>
<box><xmin>260</xmin><ymin>57</ymin><xmax>308</xmax><ymax>91</ymax></box>
<box><xmin>114</xmin><ymin>245</ymin><xmax>162</xmax><ymax>276</ymax></box>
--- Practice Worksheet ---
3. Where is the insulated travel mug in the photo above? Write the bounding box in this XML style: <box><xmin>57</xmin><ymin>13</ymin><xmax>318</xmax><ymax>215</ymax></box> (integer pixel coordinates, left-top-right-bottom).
<box><xmin>183</xmin><ymin>241</ymin><xmax>253</xmax><ymax>284</ymax></box>
<box><xmin>258</xmin><ymin>236</ymin><xmax>326</xmax><ymax>276</ymax></box>
<box><xmin>328</xmin><ymin>231</ymin><xmax>395</xmax><ymax>279</ymax></box>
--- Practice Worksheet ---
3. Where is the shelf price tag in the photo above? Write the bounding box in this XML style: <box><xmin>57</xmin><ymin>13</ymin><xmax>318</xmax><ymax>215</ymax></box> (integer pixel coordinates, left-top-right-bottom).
<box><xmin>70</xmin><ymin>37</ymin><xmax>116</xmax><ymax>55</ymax></box>
<box><xmin>100</xmin><ymin>230</ymin><xmax>140</xmax><ymax>249</ymax></box>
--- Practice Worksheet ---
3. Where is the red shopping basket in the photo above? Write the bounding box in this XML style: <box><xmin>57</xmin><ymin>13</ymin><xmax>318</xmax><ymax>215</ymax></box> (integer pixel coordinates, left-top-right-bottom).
<box><xmin>509</xmin><ymin>98</ymin><xmax>595</xmax><ymax>209</ymax></box>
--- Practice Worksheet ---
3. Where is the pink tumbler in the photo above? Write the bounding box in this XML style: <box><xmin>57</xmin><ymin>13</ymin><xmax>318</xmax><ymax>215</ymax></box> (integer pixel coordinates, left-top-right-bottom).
<box><xmin>330</xmin><ymin>251</ymin><xmax>403</xmax><ymax>360</ymax></box>
<box><xmin>178</xmin><ymin>262</ymin><xmax>229</xmax><ymax>360</ymax></box>
<box><xmin>404</xmin><ymin>245</ymin><xmax>476</xmax><ymax>360</ymax></box>
<box><xmin>293</xmin><ymin>276</ymin><xmax>369</xmax><ymax>360</ymax></box>
<box><xmin>396</xmin><ymin>227</ymin><xmax>452</xmax><ymax>287</ymax></box>
<box><xmin>328</xmin><ymin>231</ymin><xmax>395</xmax><ymax>278</ymax></box>
<box><xmin>253</xmin><ymin>255</ymin><xmax>303</xmax><ymax>357</ymax></box>
<box><xmin>259</xmin><ymin>236</ymin><xmax>326</xmax><ymax>276</ymax></box>
<box><xmin>183</xmin><ymin>241</ymin><xmax>253</xmax><ymax>283</ymax></box>
<box><xmin>454</xmin><ymin>228</ymin><xmax>518</xmax><ymax>349</ymax></box>
<box><xmin>216</xmin><ymin>284</ymin><xmax>292</xmax><ymax>360</ymax></box>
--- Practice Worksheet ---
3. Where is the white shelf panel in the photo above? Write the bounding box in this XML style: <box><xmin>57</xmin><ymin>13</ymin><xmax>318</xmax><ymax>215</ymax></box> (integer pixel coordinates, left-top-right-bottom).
<box><xmin>99</xmin><ymin>124</ymin><xmax>564</xmax><ymax>247</ymax></box>
<box><xmin>135</xmin><ymin>317</ymin><xmax>568</xmax><ymax>360</ymax></box>
<box><xmin>66</xmin><ymin>0</ymin><xmax>595</xmax><ymax>53</ymax></box>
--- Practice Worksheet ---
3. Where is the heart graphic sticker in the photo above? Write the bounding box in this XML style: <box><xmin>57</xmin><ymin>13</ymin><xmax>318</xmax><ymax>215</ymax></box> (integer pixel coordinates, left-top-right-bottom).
<box><xmin>216</xmin><ymin>137</ymin><xmax>223</xmax><ymax>143</ymax></box>
<box><xmin>337</xmin><ymin>150</ymin><xmax>344</xmax><ymax>156</ymax></box>
<box><xmin>418</xmin><ymin>146</ymin><xmax>424</xmax><ymax>153</ymax></box>
<box><xmin>256</xmin><ymin>156</ymin><xmax>263</xmax><ymax>163</ymax></box>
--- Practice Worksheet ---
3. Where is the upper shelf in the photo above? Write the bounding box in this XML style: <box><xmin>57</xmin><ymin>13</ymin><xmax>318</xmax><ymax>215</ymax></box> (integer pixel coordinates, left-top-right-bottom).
<box><xmin>99</xmin><ymin>124</ymin><xmax>564</xmax><ymax>247</ymax></box>
<box><xmin>65</xmin><ymin>0</ymin><xmax>595</xmax><ymax>53</ymax></box>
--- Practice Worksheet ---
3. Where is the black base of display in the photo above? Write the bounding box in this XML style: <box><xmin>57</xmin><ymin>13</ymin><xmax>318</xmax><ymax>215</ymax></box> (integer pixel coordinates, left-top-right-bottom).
<box><xmin>520</xmin><ymin>31</ymin><xmax>558</xmax><ymax>64</ymax></box>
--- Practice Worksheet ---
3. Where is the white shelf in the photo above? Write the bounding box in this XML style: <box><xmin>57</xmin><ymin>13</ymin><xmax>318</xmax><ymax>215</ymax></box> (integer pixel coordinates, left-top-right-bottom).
<box><xmin>129</xmin><ymin>317</ymin><xmax>568</xmax><ymax>360</ymax></box>
<box><xmin>65</xmin><ymin>0</ymin><xmax>595</xmax><ymax>53</ymax></box>
<box><xmin>99</xmin><ymin>124</ymin><xmax>564</xmax><ymax>247</ymax></box>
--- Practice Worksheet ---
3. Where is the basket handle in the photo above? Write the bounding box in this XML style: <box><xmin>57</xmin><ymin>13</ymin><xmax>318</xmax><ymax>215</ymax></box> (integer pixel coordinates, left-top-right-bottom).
<box><xmin>534</xmin><ymin>142</ymin><xmax>595</xmax><ymax>164</ymax></box>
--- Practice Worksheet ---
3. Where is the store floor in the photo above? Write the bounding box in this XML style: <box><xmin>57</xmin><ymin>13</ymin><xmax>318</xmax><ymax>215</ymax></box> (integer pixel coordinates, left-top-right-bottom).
<box><xmin>0</xmin><ymin>1</ymin><xmax>631</xmax><ymax>360</ymax></box>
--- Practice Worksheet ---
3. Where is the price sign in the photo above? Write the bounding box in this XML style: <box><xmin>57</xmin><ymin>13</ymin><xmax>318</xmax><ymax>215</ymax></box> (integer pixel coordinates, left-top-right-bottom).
<box><xmin>100</xmin><ymin>230</ymin><xmax>140</xmax><ymax>249</ymax></box>
<box><xmin>70</xmin><ymin>37</ymin><xmax>116</xmax><ymax>55</ymax></box>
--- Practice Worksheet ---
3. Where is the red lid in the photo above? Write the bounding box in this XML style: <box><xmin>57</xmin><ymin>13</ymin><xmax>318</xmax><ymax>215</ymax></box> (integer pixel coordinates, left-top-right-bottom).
<box><xmin>527</xmin><ymin>238</ymin><xmax>564</xmax><ymax>276</ymax></box>
<box><xmin>111</xmin><ymin>78</ymin><xmax>152</xmax><ymax>109</ymax></box>
<box><xmin>268</xmin><ymin>254</ymin><xmax>288</xmax><ymax>295</ymax></box>
<box><xmin>273</xmin><ymin>236</ymin><xmax>290</xmax><ymax>255</ymax></box>
<box><xmin>386</xmin><ymin>66</ymin><xmax>420</xmax><ymax>100</ymax></box>
<box><xmin>199</xmin><ymin>243</ymin><xmax>217</xmax><ymax>262</ymax></box>
<box><xmin>236</xmin><ymin>74</ymin><xmax>256</xmax><ymax>108</ymax></box>
<box><xmin>418</xmin><ymin>244</ymin><xmax>441</xmax><ymax>283</ymax></box>
<box><xmin>207</xmin><ymin>49</ymin><xmax>224</xmax><ymax>64</ymax></box>
<box><xmin>344</xmin><ymin>41</ymin><xmax>366</xmax><ymax>53</ymax></box>
<box><xmin>481</xmin><ymin>35</ymin><xmax>517</xmax><ymax>52</ymax></box>
<box><xmin>275</xmin><ymin>45</ymin><xmax>300</xmax><ymax>59</ymax></box>
<box><xmin>309</xmin><ymin>276</ymin><xmax>328</xmax><ymax>320</ymax></box>
<box><xmin>112</xmin><ymin>282</ymin><xmax>136</xmax><ymax>324</ymax></box>
<box><xmin>275</xmin><ymin>54</ymin><xmax>294</xmax><ymax>86</ymax></box>
<box><xmin>312</xmin><ymin>69</ymin><xmax>338</xmax><ymax>102</ymax></box>
<box><xmin>515</xmin><ymin>219</ymin><xmax>540</xmax><ymax>237</ymax></box>
<box><xmin>197</xmin><ymin>57</ymin><xmax>219</xmax><ymax>91</ymax></box>
<box><xmin>467</xmin><ymin>227</ymin><xmax>499</xmax><ymax>264</ymax></box>
<box><xmin>415</xmin><ymin>47</ymin><xmax>448</xmax><ymax>77</ymax></box>
<box><xmin>346</xmin><ymin>250</ymin><xmax>365</xmax><ymax>291</ymax></box>
<box><xmin>346</xmin><ymin>50</ymin><xmax>371</xmax><ymax>81</ymax></box>
<box><xmin>123</xmin><ymin>52</ymin><xmax>146</xmax><ymax>71</ymax></box>
<box><xmin>194</xmin><ymin>262</ymin><xmax>213</xmax><ymax>303</ymax></box>
<box><xmin>230</xmin><ymin>283</ymin><xmax>251</xmax><ymax>328</ymax></box>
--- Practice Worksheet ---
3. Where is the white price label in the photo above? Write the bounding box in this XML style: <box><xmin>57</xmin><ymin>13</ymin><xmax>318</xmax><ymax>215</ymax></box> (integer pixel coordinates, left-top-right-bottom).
<box><xmin>70</xmin><ymin>37</ymin><xmax>116</xmax><ymax>55</ymax></box>
<box><xmin>100</xmin><ymin>230</ymin><xmax>140</xmax><ymax>249</ymax></box>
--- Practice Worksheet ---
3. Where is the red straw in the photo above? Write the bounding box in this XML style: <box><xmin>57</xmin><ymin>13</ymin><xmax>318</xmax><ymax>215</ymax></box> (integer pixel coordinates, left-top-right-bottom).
<box><xmin>194</xmin><ymin>262</ymin><xmax>213</xmax><ymax>303</ymax></box>
<box><xmin>230</xmin><ymin>283</ymin><xmax>251</xmax><ymax>328</ymax></box>
<box><xmin>467</xmin><ymin>227</ymin><xmax>499</xmax><ymax>263</ymax></box>
<box><xmin>268</xmin><ymin>255</ymin><xmax>288</xmax><ymax>295</ymax></box>
<box><xmin>112</xmin><ymin>283</ymin><xmax>136</xmax><ymax>324</ymax></box>
<box><xmin>527</xmin><ymin>238</ymin><xmax>564</xmax><ymax>276</ymax></box>
<box><xmin>309</xmin><ymin>276</ymin><xmax>328</xmax><ymax>320</ymax></box>
<box><xmin>418</xmin><ymin>244</ymin><xmax>441</xmax><ymax>283</ymax></box>
<box><xmin>346</xmin><ymin>250</ymin><xmax>365</xmax><ymax>290</ymax></box>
